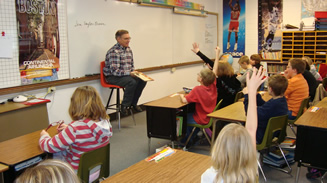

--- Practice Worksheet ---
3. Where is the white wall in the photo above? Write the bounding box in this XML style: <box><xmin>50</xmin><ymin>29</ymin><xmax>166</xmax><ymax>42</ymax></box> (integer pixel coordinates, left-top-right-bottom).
<box><xmin>0</xmin><ymin>0</ymin><xmax>303</xmax><ymax>124</ymax></box>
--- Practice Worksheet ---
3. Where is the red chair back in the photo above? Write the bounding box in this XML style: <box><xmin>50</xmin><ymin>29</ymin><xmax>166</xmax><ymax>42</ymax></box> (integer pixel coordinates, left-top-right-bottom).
<box><xmin>100</xmin><ymin>61</ymin><xmax>123</xmax><ymax>88</ymax></box>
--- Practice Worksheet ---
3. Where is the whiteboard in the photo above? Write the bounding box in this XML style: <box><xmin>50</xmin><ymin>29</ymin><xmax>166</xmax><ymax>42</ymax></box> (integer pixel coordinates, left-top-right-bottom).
<box><xmin>67</xmin><ymin>0</ymin><xmax>218</xmax><ymax>78</ymax></box>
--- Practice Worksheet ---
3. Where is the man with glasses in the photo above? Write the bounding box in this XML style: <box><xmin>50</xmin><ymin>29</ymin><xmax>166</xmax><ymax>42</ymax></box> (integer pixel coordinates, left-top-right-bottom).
<box><xmin>103</xmin><ymin>29</ymin><xmax>146</xmax><ymax>115</ymax></box>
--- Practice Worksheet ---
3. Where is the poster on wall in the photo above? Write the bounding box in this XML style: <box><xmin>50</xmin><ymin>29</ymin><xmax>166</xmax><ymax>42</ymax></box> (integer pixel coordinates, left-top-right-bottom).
<box><xmin>223</xmin><ymin>0</ymin><xmax>245</xmax><ymax>58</ymax></box>
<box><xmin>258</xmin><ymin>0</ymin><xmax>283</xmax><ymax>60</ymax></box>
<box><xmin>16</xmin><ymin>0</ymin><xmax>60</xmax><ymax>85</ymax></box>
<box><xmin>302</xmin><ymin>0</ymin><xmax>327</xmax><ymax>19</ymax></box>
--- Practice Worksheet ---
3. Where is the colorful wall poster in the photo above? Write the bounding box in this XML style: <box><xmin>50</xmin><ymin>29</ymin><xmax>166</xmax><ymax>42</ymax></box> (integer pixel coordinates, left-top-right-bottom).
<box><xmin>258</xmin><ymin>0</ymin><xmax>283</xmax><ymax>58</ymax></box>
<box><xmin>16</xmin><ymin>0</ymin><xmax>60</xmax><ymax>84</ymax></box>
<box><xmin>223</xmin><ymin>0</ymin><xmax>245</xmax><ymax>58</ymax></box>
<box><xmin>302</xmin><ymin>0</ymin><xmax>327</xmax><ymax>19</ymax></box>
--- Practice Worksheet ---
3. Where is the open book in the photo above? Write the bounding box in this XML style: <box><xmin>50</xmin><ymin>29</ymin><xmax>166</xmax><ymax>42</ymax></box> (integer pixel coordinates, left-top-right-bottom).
<box><xmin>134</xmin><ymin>72</ymin><xmax>154</xmax><ymax>81</ymax></box>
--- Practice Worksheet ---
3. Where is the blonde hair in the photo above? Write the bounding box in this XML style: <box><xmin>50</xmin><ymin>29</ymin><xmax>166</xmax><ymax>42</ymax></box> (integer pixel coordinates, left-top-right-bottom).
<box><xmin>238</xmin><ymin>55</ymin><xmax>250</xmax><ymax>65</ymax></box>
<box><xmin>302</xmin><ymin>56</ymin><xmax>313</xmax><ymax>65</ymax></box>
<box><xmin>199</xmin><ymin>68</ymin><xmax>216</xmax><ymax>86</ymax></box>
<box><xmin>69</xmin><ymin>86</ymin><xmax>109</xmax><ymax>121</ymax></box>
<box><xmin>217</xmin><ymin>60</ymin><xmax>234</xmax><ymax>77</ymax></box>
<box><xmin>15</xmin><ymin>159</ymin><xmax>80</xmax><ymax>183</ymax></box>
<box><xmin>211</xmin><ymin>123</ymin><xmax>257</xmax><ymax>183</ymax></box>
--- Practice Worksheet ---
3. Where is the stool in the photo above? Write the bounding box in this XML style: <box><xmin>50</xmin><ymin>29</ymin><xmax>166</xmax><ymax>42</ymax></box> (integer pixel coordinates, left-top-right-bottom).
<box><xmin>100</xmin><ymin>61</ymin><xmax>135</xmax><ymax>130</ymax></box>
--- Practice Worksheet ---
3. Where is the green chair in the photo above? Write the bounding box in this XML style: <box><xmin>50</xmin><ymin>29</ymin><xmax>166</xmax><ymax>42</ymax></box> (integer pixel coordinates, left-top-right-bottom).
<box><xmin>257</xmin><ymin>114</ymin><xmax>291</xmax><ymax>182</ymax></box>
<box><xmin>288</xmin><ymin>96</ymin><xmax>310</xmax><ymax>136</ymax></box>
<box><xmin>77</xmin><ymin>143</ymin><xmax>110</xmax><ymax>183</ymax></box>
<box><xmin>234</xmin><ymin>91</ymin><xmax>244</xmax><ymax>103</ymax></box>
<box><xmin>183</xmin><ymin>99</ymin><xmax>223</xmax><ymax>150</ymax></box>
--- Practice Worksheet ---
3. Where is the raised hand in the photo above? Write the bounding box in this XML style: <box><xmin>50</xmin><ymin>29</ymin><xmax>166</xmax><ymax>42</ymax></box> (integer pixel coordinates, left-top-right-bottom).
<box><xmin>215</xmin><ymin>46</ymin><xmax>221</xmax><ymax>57</ymax></box>
<box><xmin>246</xmin><ymin>66</ymin><xmax>266</xmax><ymax>95</ymax></box>
<box><xmin>191</xmin><ymin>42</ymin><xmax>200</xmax><ymax>54</ymax></box>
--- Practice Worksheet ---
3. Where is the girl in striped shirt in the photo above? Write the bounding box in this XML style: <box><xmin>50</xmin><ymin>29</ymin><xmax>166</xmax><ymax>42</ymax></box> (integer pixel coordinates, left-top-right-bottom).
<box><xmin>39</xmin><ymin>86</ymin><xmax>112</xmax><ymax>170</ymax></box>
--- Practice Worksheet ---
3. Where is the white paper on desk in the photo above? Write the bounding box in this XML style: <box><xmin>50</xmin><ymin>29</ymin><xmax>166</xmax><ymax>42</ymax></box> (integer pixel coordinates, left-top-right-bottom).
<box><xmin>170</xmin><ymin>93</ymin><xmax>179</xmax><ymax>97</ymax></box>
<box><xmin>0</xmin><ymin>35</ymin><xmax>13</xmax><ymax>58</ymax></box>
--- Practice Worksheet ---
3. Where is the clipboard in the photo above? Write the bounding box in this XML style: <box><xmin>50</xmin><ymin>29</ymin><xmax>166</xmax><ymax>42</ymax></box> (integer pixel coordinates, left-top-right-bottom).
<box><xmin>134</xmin><ymin>72</ymin><xmax>154</xmax><ymax>81</ymax></box>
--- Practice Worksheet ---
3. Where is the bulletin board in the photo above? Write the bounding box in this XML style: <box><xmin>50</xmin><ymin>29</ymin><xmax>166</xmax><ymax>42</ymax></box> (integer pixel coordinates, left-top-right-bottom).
<box><xmin>0</xmin><ymin>0</ymin><xmax>69</xmax><ymax>89</ymax></box>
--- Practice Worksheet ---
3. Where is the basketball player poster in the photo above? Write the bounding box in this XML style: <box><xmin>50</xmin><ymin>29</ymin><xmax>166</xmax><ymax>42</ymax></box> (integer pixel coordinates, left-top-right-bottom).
<box><xmin>258</xmin><ymin>0</ymin><xmax>283</xmax><ymax>56</ymax></box>
<box><xmin>223</xmin><ymin>0</ymin><xmax>245</xmax><ymax>58</ymax></box>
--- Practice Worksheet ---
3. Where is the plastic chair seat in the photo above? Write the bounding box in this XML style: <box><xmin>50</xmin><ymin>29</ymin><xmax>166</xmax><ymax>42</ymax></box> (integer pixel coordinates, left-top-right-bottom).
<box><xmin>256</xmin><ymin>114</ymin><xmax>291</xmax><ymax>181</ymax></box>
<box><xmin>234</xmin><ymin>91</ymin><xmax>244</xmax><ymax>103</ymax></box>
<box><xmin>183</xmin><ymin>99</ymin><xmax>223</xmax><ymax>150</ymax></box>
<box><xmin>77</xmin><ymin>143</ymin><xmax>110</xmax><ymax>183</ymax></box>
<box><xmin>288</xmin><ymin>96</ymin><xmax>310</xmax><ymax>136</ymax></box>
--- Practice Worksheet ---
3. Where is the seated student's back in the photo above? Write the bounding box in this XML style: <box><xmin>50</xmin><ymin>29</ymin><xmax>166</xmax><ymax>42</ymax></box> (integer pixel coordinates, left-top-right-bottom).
<box><xmin>39</xmin><ymin>86</ymin><xmax>113</xmax><ymax>170</ymax></box>
<box><xmin>202</xmin><ymin>67</ymin><xmax>267</xmax><ymax>183</ymax></box>
<box><xmin>243</xmin><ymin>74</ymin><xmax>288</xmax><ymax>144</ymax></box>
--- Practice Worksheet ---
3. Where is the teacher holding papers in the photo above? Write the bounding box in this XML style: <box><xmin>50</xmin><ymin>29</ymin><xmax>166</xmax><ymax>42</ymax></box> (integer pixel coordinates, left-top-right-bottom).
<box><xmin>103</xmin><ymin>29</ymin><xmax>147</xmax><ymax>116</ymax></box>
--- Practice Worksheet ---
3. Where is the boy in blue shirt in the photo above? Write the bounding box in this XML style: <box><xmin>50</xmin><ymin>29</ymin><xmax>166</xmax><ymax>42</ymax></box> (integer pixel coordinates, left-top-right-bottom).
<box><xmin>243</xmin><ymin>74</ymin><xmax>288</xmax><ymax>144</ymax></box>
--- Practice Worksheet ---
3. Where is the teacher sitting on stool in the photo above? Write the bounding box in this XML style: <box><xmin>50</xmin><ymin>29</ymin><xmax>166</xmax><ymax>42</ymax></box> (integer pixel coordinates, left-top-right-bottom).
<box><xmin>103</xmin><ymin>29</ymin><xmax>147</xmax><ymax>115</ymax></box>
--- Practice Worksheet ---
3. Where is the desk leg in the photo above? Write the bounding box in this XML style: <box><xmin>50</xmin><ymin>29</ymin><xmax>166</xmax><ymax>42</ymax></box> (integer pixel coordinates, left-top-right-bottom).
<box><xmin>0</xmin><ymin>173</ymin><xmax>3</xmax><ymax>183</ymax></box>
<box><xmin>148</xmin><ymin>138</ymin><xmax>151</xmax><ymax>156</ymax></box>
<box><xmin>211</xmin><ymin>121</ymin><xmax>216</xmax><ymax>147</ymax></box>
<box><xmin>295</xmin><ymin>162</ymin><xmax>301</xmax><ymax>183</ymax></box>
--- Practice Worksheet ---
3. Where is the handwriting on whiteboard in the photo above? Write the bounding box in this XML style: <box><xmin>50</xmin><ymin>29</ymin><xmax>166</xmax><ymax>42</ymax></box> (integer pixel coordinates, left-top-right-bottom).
<box><xmin>74</xmin><ymin>21</ymin><xmax>106</xmax><ymax>28</ymax></box>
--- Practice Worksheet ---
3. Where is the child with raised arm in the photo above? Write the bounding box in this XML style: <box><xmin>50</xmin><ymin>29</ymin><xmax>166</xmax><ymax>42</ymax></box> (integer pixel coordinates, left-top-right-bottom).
<box><xmin>180</xmin><ymin>68</ymin><xmax>217</xmax><ymax>145</ymax></box>
<box><xmin>201</xmin><ymin>67</ymin><xmax>266</xmax><ymax>183</ymax></box>
<box><xmin>243</xmin><ymin>74</ymin><xmax>288</xmax><ymax>144</ymax></box>
<box><xmin>39</xmin><ymin>86</ymin><xmax>113</xmax><ymax>171</ymax></box>
<box><xmin>191</xmin><ymin>43</ymin><xmax>241</xmax><ymax>108</ymax></box>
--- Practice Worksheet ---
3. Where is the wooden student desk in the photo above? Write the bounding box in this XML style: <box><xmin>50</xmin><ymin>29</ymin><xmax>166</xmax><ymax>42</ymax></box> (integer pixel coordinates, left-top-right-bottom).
<box><xmin>143</xmin><ymin>92</ymin><xmax>189</xmax><ymax>155</ymax></box>
<box><xmin>103</xmin><ymin>150</ymin><xmax>211</xmax><ymax>182</ymax></box>
<box><xmin>294</xmin><ymin>97</ymin><xmax>327</xmax><ymax>183</ymax></box>
<box><xmin>208</xmin><ymin>92</ymin><xmax>272</xmax><ymax>145</ymax></box>
<box><xmin>0</xmin><ymin>127</ymin><xmax>56</xmax><ymax>182</ymax></box>
<box><xmin>0</xmin><ymin>101</ymin><xmax>50</xmax><ymax>142</ymax></box>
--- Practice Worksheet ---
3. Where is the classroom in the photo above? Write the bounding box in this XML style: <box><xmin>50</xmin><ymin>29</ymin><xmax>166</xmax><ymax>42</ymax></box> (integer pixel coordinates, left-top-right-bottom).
<box><xmin>0</xmin><ymin>0</ymin><xmax>326</xmax><ymax>182</ymax></box>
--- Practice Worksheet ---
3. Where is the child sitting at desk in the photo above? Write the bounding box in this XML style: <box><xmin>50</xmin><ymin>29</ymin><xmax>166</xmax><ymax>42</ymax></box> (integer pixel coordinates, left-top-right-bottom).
<box><xmin>201</xmin><ymin>67</ymin><xmax>266</xmax><ymax>183</ymax></box>
<box><xmin>243</xmin><ymin>74</ymin><xmax>288</xmax><ymax>144</ymax></box>
<box><xmin>39</xmin><ymin>86</ymin><xmax>113</xmax><ymax>171</ymax></box>
<box><xmin>179</xmin><ymin>68</ymin><xmax>217</xmax><ymax>145</ymax></box>
<box><xmin>191</xmin><ymin>43</ymin><xmax>241</xmax><ymax>108</ymax></box>
<box><xmin>284</xmin><ymin>58</ymin><xmax>309</xmax><ymax>120</ymax></box>
<box><xmin>237</xmin><ymin>55</ymin><xmax>253</xmax><ymax>88</ymax></box>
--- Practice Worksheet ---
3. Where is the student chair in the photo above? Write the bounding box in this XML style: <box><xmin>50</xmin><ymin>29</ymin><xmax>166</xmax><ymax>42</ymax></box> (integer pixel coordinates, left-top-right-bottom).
<box><xmin>183</xmin><ymin>99</ymin><xmax>223</xmax><ymax>150</ymax></box>
<box><xmin>288</xmin><ymin>96</ymin><xmax>310</xmax><ymax>136</ymax></box>
<box><xmin>234</xmin><ymin>91</ymin><xmax>244</xmax><ymax>103</ymax></box>
<box><xmin>256</xmin><ymin>114</ymin><xmax>291</xmax><ymax>182</ymax></box>
<box><xmin>77</xmin><ymin>143</ymin><xmax>110</xmax><ymax>183</ymax></box>
<box><xmin>100</xmin><ymin>61</ymin><xmax>135</xmax><ymax>130</ymax></box>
